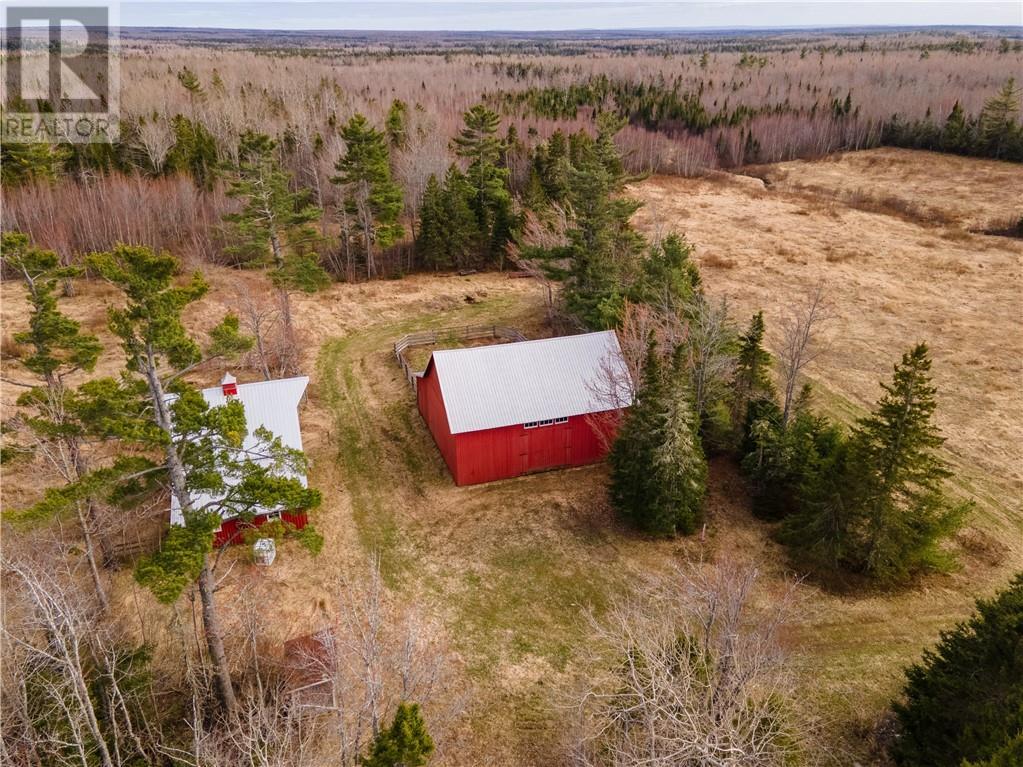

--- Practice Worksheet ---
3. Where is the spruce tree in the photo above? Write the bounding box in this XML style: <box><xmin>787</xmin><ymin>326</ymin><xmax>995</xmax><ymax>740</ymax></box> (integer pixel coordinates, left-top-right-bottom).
<box><xmin>731</xmin><ymin>311</ymin><xmax>775</xmax><ymax>432</ymax></box>
<box><xmin>333</xmin><ymin>113</ymin><xmax>405</xmax><ymax>279</ymax></box>
<box><xmin>892</xmin><ymin>573</ymin><xmax>1023</xmax><ymax>767</ymax></box>
<box><xmin>940</xmin><ymin>101</ymin><xmax>973</xmax><ymax>154</ymax></box>
<box><xmin>86</xmin><ymin>245</ymin><xmax>321</xmax><ymax>718</ymax></box>
<box><xmin>632</xmin><ymin>233</ymin><xmax>702</xmax><ymax>314</ymax></box>
<box><xmin>415</xmin><ymin>174</ymin><xmax>447</xmax><ymax>269</ymax></box>
<box><xmin>783</xmin><ymin>344</ymin><xmax>968</xmax><ymax>581</ymax></box>
<box><xmin>849</xmin><ymin>343</ymin><xmax>969</xmax><ymax>581</ymax></box>
<box><xmin>610</xmin><ymin>340</ymin><xmax>706</xmax><ymax>536</ymax></box>
<box><xmin>362</xmin><ymin>702</ymin><xmax>435</xmax><ymax>767</ymax></box>
<box><xmin>978</xmin><ymin>78</ymin><xmax>1023</xmax><ymax>161</ymax></box>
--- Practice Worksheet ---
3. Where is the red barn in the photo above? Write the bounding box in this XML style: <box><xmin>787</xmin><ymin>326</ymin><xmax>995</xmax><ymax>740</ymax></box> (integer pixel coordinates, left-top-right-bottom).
<box><xmin>417</xmin><ymin>331</ymin><xmax>633</xmax><ymax>486</ymax></box>
<box><xmin>170</xmin><ymin>373</ymin><xmax>312</xmax><ymax>547</ymax></box>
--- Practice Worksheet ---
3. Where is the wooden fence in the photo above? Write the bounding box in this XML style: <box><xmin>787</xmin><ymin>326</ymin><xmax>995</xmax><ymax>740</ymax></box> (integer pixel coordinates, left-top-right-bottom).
<box><xmin>394</xmin><ymin>324</ymin><xmax>526</xmax><ymax>389</ymax></box>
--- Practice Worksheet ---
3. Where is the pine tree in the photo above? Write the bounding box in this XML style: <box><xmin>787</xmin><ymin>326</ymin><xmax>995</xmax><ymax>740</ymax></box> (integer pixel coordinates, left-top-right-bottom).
<box><xmin>0</xmin><ymin>134</ymin><xmax>70</xmax><ymax>186</ymax></box>
<box><xmin>1</xmin><ymin>232</ymin><xmax>109</xmax><ymax>607</ymax></box>
<box><xmin>849</xmin><ymin>343</ymin><xmax>969</xmax><ymax>581</ymax></box>
<box><xmin>452</xmin><ymin>104</ymin><xmax>515</xmax><ymax>267</ymax></box>
<box><xmin>362</xmin><ymin>702</ymin><xmax>435</xmax><ymax>767</ymax></box>
<box><xmin>223</xmin><ymin>131</ymin><xmax>327</xmax><ymax>362</ymax></box>
<box><xmin>610</xmin><ymin>340</ymin><xmax>706</xmax><ymax>536</ymax></box>
<box><xmin>892</xmin><ymin>573</ymin><xmax>1023</xmax><ymax>767</ymax></box>
<box><xmin>86</xmin><ymin>245</ymin><xmax>321</xmax><ymax>719</ymax></box>
<box><xmin>332</xmin><ymin>113</ymin><xmax>405</xmax><ymax>279</ymax></box>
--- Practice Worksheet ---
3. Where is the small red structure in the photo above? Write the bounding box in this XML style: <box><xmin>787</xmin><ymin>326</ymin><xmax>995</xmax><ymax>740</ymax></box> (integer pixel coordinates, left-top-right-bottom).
<box><xmin>417</xmin><ymin>331</ymin><xmax>633</xmax><ymax>486</ymax></box>
<box><xmin>170</xmin><ymin>373</ymin><xmax>311</xmax><ymax>547</ymax></box>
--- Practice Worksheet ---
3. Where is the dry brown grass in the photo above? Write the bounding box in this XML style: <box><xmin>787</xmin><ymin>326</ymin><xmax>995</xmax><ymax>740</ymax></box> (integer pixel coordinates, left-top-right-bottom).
<box><xmin>753</xmin><ymin>147</ymin><xmax>1023</xmax><ymax>229</ymax></box>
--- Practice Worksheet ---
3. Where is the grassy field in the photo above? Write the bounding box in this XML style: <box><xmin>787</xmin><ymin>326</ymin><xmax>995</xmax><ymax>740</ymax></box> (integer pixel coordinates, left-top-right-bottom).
<box><xmin>2</xmin><ymin>147</ymin><xmax>1019</xmax><ymax>766</ymax></box>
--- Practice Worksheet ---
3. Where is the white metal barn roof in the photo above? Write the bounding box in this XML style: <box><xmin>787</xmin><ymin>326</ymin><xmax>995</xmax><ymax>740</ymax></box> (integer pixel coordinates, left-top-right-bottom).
<box><xmin>430</xmin><ymin>330</ymin><xmax>633</xmax><ymax>434</ymax></box>
<box><xmin>170</xmin><ymin>375</ymin><xmax>310</xmax><ymax>526</ymax></box>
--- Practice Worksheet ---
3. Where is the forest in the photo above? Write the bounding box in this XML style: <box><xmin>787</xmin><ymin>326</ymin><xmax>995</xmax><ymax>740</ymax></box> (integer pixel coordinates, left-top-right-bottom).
<box><xmin>1</xmin><ymin>26</ymin><xmax>1022</xmax><ymax>767</ymax></box>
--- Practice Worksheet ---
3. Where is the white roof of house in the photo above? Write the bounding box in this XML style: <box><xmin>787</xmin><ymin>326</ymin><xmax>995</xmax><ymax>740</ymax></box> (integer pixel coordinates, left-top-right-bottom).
<box><xmin>429</xmin><ymin>331</ymin><xmax>633</xmax><ymax>435</ymax></box>
<box><xmin>170</xmin><ymin>375</ymin><xmax>309</xmax><ymax>526</ymax></box>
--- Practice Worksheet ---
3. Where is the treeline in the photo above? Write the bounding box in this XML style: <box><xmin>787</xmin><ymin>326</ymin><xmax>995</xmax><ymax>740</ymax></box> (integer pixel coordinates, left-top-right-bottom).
<box><xmin>882</xmin><ymin>78</ymin><xmax>1023</xmax><ymax>162</ymax></box>
<box><xmin>490</xmin><ymin>73</ymin><xmax>1023</xmax><ymax>165</ymax></box>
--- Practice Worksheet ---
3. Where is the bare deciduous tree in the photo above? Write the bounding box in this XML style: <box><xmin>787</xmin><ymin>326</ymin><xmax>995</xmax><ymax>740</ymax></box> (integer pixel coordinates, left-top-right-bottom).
<box><xmin>135</xmin><ymin>117</ymin><xmax>175</xmax><ymax>174</ymax></box>
<box><xmin>285</xmin><ymin>560</ymin><xmax>465</xmax><ymax>767</ymax></box>
<box><xmin>676</xmin><ymin>295</ymin><xmax>737</xmax><ymax>420</ymax></box>
<box><xmin>572</xmin><ymin>559</ymin><xmax>814</xmax><ymax>767</ymax></box>
<box><xmin>1</xmin><ymin>554</ymin><xmax>158</xmax><ymax>767</ymax></box>
<box><xmin>778</xmin><ymin>282</ymin><xmax>830</xmax><ymax>427</ymax></box>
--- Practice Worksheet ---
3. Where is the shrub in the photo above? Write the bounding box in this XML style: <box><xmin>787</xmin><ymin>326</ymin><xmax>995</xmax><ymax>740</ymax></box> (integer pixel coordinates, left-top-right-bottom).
<box><xmin>892</xmin><ymin>573</ymin><xmax>1023</xmax><ymax>766</ymax></box>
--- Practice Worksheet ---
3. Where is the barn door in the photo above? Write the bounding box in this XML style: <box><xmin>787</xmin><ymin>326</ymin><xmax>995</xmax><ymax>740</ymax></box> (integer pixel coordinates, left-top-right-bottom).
<box><xmin>519</xmin><ymin>428</ymin><xmax>529</xmax><ymax>474</ymax></box>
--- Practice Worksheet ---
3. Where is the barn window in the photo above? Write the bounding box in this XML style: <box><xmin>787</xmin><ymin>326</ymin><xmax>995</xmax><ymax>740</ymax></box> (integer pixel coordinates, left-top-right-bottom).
<box><xmin>524</xmin><ymin>422</ymin><xmax>538</xmax><ymax>429</ymax></box>
<box><xmin>555</xmin><ymin>417</ymin><xmax>569</xmax><ymax>424</ymax></box>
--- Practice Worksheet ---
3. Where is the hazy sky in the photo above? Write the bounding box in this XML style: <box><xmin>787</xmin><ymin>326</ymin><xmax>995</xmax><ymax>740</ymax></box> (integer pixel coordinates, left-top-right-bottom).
<box><xmin>120</xmin><ymin>1</ymin><xmax>1022</xmax><ymax>31</ymax></box>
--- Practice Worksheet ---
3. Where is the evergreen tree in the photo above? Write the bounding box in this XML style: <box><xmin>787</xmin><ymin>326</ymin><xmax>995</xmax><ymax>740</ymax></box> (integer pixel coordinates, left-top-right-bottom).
<box><xmin>440</xmin><ymin>165</ymin><xmax>483</xmax><ymax>270</ymax></box>
<box><xmin>0</xmin><ymin>132</ymin><xmax>70</xmax><ymax>186</ymax></box>
<box><xmin>385</xmin><ymin>99</ymin><xmax>410</xmax><ymax>150</ymax></box>
<box><xmin>848</xmin><ymin>343</ymin><xmax>969</xmax><ymax>581</ymax></box>
<box><xmin>223</xmin><ymin>130</ymin><xmax>327</xmax><ymax>362</ymax></box>
<box><xmin>563</xmin><ymin>125</ymin><xmax>644</xmax><ymax>328</ymax></box>
<box><xmin>452</xmin><ymin>104</ymin><xmax>515</xmax><ymax>267</ymax></box>
<box><xmin>531</xmin><ymin>129</ymin><xmax>571</xmax><ymax>205</ymax></box>
<box><xmin>85</xmin><ymin>245</ymin><xmax>321</xmax><ymax>718</ymax></box>
<box><xmin>610</xmin><ymin>340</ymin><xmax>707</xmax><ymax>536</ymax></box>
<box><xmin>333</xmin><ymin>113</ymin><xmax>405</xmax><ymax>279</ymax></box>
<box><xmin>1</xmin><ymin>232</ymin><xmax>108</xmax><ymax>607</ymax></box>
<box><xmin>165</xmin><ymin>115</ymin><xmax>218</xmax><ymax>188</ymax></box>
<box><xmin>978</xmin><ymin>78</ymin><xmax>1023</xmax><ymax>161</ymax></box>
<box><xmin>415</xmin><ymin>174</ymin><xmax>448</xmax><ymax>269</ymax></box>
<box><xmin>415</xmin><ymin>166</ymin><xmax>482</xmax><ymax>271</ymax></box>
<box><xmin>781</xmin><ymin>344</ymin><xmax>968</xmax><ymax>581</ymax></box>
<box><xmin>362</xmin><ymin>702</ymin><xmax>435</xmax><ymax>767</ymax></box>
<box><xmin>940</xmin><ymin>101</ymin><xmax>973</xmax><ymax>154</ymax></box>
<box><xmin>731</xmin><ymin>311</ymin><xmax>774</xmax><ymax>432</ymax></box>
<box><xmin>631</xmin><ymin>233</ymin><xmax>702</xmax><ymax>314</ymax></box>
<box><xmin>892</xmin><ymin>573</ymin><xmax>1023</xmax><ymax>767</ymax></box>
<box><xmin>963</xmin><ymin>733</ymin><xmax>1023</xmax><ymax>767</ymax></box>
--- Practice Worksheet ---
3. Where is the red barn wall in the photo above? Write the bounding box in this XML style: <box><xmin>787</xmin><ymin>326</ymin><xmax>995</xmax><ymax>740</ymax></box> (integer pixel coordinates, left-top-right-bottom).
<box><xmin>417</xmin><ymin>364</ymin><xmax>459</xmax><ymax>480</ymax></box>
<box><xmin>451</xmin><ymin>412</ymin><xmax>617</xmax><ymax>485</ymax></box>
<box><xmin>213</xmin><ymin>510</ymin><xmax>308</xmax><ymax>547</ymax></box>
